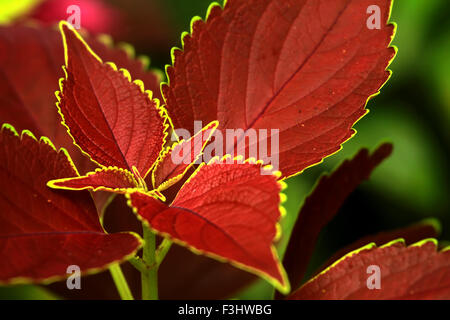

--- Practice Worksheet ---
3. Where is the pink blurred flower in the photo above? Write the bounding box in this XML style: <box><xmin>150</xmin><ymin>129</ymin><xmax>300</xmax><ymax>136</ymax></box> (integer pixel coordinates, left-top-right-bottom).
<box><xmin>30</xmin><ymin>0</ymin><xmax>122</xmax><ymax>35</ymax></box>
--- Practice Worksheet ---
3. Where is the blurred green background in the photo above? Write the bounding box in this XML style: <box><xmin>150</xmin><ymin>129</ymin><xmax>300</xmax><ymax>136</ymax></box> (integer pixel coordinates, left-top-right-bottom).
<box><xmin>0</xmin><ymin>0</ymin><xmax>449</xmax><ymax>299</ymax></box>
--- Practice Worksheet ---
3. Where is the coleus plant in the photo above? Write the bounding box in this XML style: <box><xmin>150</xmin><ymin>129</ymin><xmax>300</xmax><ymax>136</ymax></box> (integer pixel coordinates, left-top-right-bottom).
<box><xmin>0</xmin><ymin>0</ymin><xmax>449</xmax><ymax>300</ymax></box>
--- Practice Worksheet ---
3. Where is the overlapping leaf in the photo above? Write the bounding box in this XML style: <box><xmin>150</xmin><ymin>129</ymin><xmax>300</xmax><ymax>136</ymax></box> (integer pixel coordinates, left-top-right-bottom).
<box><xmin>57</xmin><ymin>22</ymin><xmax>167</xmax><ymax>178</ymax></box>
<box><xmin>163</xmin><ymin>0</ymin><xmax>396</xmax><ymax>179</ymax></box>
<box><xmin>281</xmin><ymin>143</ymin><xmax>393</xmax><ymax>293</ymax></box>
<box><xmin>128</xmin><ymin>158</ymin><xmax>290</xmax><ymax>293</ymax></box>
<box><xmin>289</xmin><ymin>239</ymin><xmax>450</xmax><ymax>299</ymax></box>
<box><xmin>0</xmin><ymin>124</ymin><xmax>142</xmax><ymax>284</ymax></box>
<box><xmin>151</xmin><ymin>120</ymin><xmax>218</xmax><ymax>191</ymax></box>
<box><xmin>318</xmin><ymin>219</ymin><xmax>442</xmax><ymax>274</ymax></box>
<box><xmin>0</xmin><ymin>22</ymin><xmax>162</xmax><ymax>174</ymax></box>
<box><xmin>48</xmin><ymin>166</ymin><xmax>139</xmax><ymax>193</ymax></box>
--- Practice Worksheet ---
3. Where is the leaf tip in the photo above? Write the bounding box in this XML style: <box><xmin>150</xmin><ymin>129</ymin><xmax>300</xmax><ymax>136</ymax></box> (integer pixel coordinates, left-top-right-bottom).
<box><xmin>269</xmin><ymin>246</ymin><xmax>291</xmax><ymax>295</ymax></box>
<box><xmin>59</xmin><ymin>18</ymin><xmax>103</xmax><ymax>68</ymax></box>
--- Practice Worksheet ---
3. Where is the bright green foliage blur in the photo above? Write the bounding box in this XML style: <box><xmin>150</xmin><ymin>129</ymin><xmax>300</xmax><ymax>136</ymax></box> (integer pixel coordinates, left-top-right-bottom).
<box><xmin>0</xmin><ymin>0</ymin><xmax>41</xmax><ymax>23</ymax></box>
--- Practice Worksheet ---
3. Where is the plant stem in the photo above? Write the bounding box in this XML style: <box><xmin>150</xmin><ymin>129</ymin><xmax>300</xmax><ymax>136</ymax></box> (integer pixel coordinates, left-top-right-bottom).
<box><xmin>156</xmin><ymin>238</ymin><xmax>172</xmax><ymax>266</ymax></box>
<box><xmin>129</xmin><ymin>256</ymin><xmax>147</xmax><ymax>273</ymax></box>
<box><xmin>142</xmin><ymin>224</ymin><xmax>158</xmax><ymax>300</ymax></box>
<box><xmin>109</xmin><ymin>263</ymin><xmax>134</xmax><ymax>300</ymax></box>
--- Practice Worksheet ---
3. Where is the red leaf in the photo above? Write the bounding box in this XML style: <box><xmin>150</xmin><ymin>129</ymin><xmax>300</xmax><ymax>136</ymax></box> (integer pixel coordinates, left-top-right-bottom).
<box><xmin>151</xmin><ymin>120</ymin><xmax>218</xmax><ymax>190</ymax></box>
<box><xmin>47</xmin><ymin>167</ymin><xmax>139</xmax><ymax>193</ymax></box>
<box><xmin>0</xmin><ymin>23</ymin><xmax>162</xmax><ymax>174</ymax></box>
<box><xmin>288</xmin><ymin>239</ymin><xmax>450</xmax><ymax>299</ymax></box>
<box><xmin>317</xmin><ymin>218</ymin><xmax>442</xmax><ymax>275</ymax></box>
<box><xmin>163</xmin><ymin>0</ymin><xmax>396</xmax><ymax>179</ymax></box>
<box><xmin>281</xmin><ymin>143</ymin><xmax>393</xmax><ymax>293</ymax></box>
<box><xmin>57</xmin><ymin>22</ymin><xmax>167</xmax><ymax>177</ymax></box>
<box><xmin>128</xmin><ymin>158</ymin><xmax>290</xmax><ymax>293</ymax></box>
<box><xmin>0</xmin><ymin>125</ymin><xmax>142</xmax><ymax>284</ymax></box>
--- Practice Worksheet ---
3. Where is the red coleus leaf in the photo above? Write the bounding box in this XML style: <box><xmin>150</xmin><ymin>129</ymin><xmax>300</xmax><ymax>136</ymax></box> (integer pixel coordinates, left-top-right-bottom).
<box><xmin>318</xmin><ymin>218</ymin><xmax>442</xmax><ymax>274</ymax></box>
<box><xmin>57</xmin><ymin>22</ymin><xmax>167</xmax><ymax>179</ymax></box>
<box><xmin>289</xmin><ymin>239</ymin><xmax>450</xmax><ymax>299</ymax></box>
<box><xmin>163</xmin><ymin>0</ymin><xmax>396</xmax><ymax>179</ymax></box>
<box><xmin>282</xmin><ymin>143</ymin><xmax>393</xmax><ymax>293</ymax></box>
<box><xmin>151</xmin><ymin>120</ymin><xmax>218</xmax><ymax>191</ymax></box>
<box><xmin>128</xmin><ymin>158</ymin><xmax>290</xmax><ymax>293</ymax></box>
<box><xmin>0</xmin><ymin>124</ymin><xmax>142</xmax><ymax>284</ymax></box>
<box><xmin>47</xmin><ymin>166</ymin><xmax>140</xmax><ymax>193</ymax></box>
<box><xmin>0</xmin><ymin>23</ymin><xmax>162</xmax><ymax>174</ymax></box>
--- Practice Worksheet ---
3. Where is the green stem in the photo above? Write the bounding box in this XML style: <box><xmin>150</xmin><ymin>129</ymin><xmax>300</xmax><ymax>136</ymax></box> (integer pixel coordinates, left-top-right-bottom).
<box><xmin>109</xmin><ymin>263</ymin><xmax>134</xmax><ymax>300</ymax></box>
<box><xmin>142</xmin><ymin>224</ymin><xmax>158</xmax><ymax>300</ymax></box>
<box><xmin>129</xmin><ymin>256</ymin><xmax>147</xmax><ymax>273</ymax></box>
<box><xmin>156</xmin><ymin>238</ymin><xmax>172</xmax><ymax>266</ymax></box>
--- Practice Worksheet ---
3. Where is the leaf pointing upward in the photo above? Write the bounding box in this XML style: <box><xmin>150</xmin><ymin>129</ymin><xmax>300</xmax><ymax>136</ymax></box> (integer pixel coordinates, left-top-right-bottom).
<box><xmin>57</xmin><ymin>21</ymin><xmax>167</xmax><ymax>178</ymax></box>
<box><xmin>0</xmin><ymin>23</ymin><xmax>163</xmax><ymax>175</ymax></box>
<box><xmin>151</xmin><ymin>120</ymin><xmax>218</xmax><ymax>191</ymax></box>
<box><xmin>47</xmin><ymin>166</ymin><xmax>140</xmax><ymax>193</ymax></box>
<box><xmin>163</xmin><ymin>0</ymin><xmax>396</xmax><ymax>179</ymax></box>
